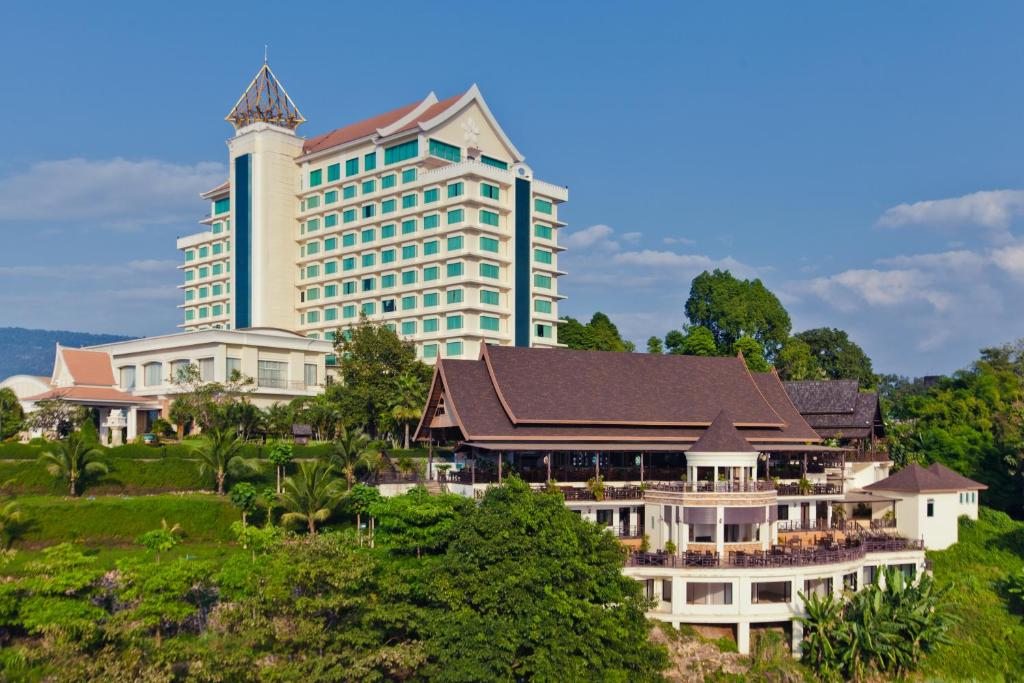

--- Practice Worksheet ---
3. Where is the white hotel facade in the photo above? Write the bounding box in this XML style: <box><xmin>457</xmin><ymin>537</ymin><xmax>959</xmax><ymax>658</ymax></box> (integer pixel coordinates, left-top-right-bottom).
<box><xmin>178</xmin><ymin>64</ymin><xmax>568</xmax><ymax>362</ymax></box>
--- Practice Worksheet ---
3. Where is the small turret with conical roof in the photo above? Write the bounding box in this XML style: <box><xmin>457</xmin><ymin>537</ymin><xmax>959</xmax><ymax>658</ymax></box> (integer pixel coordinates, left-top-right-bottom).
<box><xmin>225</xmin><ymin>62</ymin><xmax>305</xmax><ymax>131</ymax></box>
<box><xmin>689</xmin><ymin>409</ymin><xmax>758</xmax><ymax>454</ymax></box>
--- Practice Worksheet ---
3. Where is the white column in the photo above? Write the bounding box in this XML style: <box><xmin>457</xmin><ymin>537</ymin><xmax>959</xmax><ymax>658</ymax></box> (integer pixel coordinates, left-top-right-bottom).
<box><xmin>826</xmin><ymin>501</ymin><xmax>834</xmax><ymax>529</ymax></box>
<box><xmin>792</xmin><ymin>619</ymin><xmax>804</xmax><ymax>656</ymax></box>
<box><xmin>671</xmin><ymin>576</ymin><xmax>686</xmax><ymax>615</ymax></box>
<box><xmin>715</xmin><ymin>505</ymin><xmax>725</xmax><ymax>557</ymax></box>
<box><xmin>127</xmin><ymin>408</ymin><xmax>138</xmax><ymax>441</ymax></box>
<box><xmin>612</xmin><ymin>507</ymin><xmax>620</xmax><ymax>535</ymax></box>
<box><xmin>737</xmin><ymin>621</ymin><xmax>751</xmax><ymax>655</ymax></box>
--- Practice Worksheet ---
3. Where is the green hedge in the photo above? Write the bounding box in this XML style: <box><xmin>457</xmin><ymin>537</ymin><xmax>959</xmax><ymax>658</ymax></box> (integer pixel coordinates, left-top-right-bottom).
<box><xmin>14</xmin><ymin>494</ymin><xmax>239</xmax><ymax>544</ymax></box>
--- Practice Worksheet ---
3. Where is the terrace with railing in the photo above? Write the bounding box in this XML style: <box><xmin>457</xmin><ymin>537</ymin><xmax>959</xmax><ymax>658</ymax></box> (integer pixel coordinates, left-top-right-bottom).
<box><xmin>774</xmin><ymin>482</ymin><xmax>842</xmax><ymax>496</ymax></box>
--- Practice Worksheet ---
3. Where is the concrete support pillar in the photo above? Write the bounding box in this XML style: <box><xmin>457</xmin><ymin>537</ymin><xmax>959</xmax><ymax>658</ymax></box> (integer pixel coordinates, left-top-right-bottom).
<box><xmin>826</xmin><ymin>501</ymin><xmax>834</xmax><ymax>529</ymax></box>
<box><xmin>791</xmin><ymin>619</ymin><xmax>804</xmax><ymax>656</ymax></box>
<box><xmin>715</xmin><ymin>505</ymin><xmax>725</xmax><ymax>557</ymax></box>
<box><xmin>127</xmin><ymin>408</ymin><xmax>138</xmax><ymax>441</ymax></box>
<box><xmin>671</xmin><ymin>576</ymin><xmax>685</xmax><ymax>615</ymax></box>
<box><xmin>680</xmin><ymin>523</ymin><xmax>689</xmax><ymax>552</ymax></box>
<box><xmin>612</xmin><ymin>507</ymin><xmax>620</xmax><ymax>535</ymax></box>
<box><xmin>761</xmin><ymin>522</ymin><xmax>770</xmax><ymax>550</ymax></box>
<box><xmin>737</xmin><ymin>621</ymin><xmax>751</xmax><ymax>655</ymax></box>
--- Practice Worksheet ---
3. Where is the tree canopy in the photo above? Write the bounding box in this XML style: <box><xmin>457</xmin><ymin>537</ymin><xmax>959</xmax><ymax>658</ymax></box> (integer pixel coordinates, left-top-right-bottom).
<box><xmin>795</xmin><ymin>327</ymin><xmax>875</xmax><ymax>388</ymax></box>
<box><xmin>559</xmin><ymin>312</ymin><xmax>635</xmax><ymax>352</ymax></box>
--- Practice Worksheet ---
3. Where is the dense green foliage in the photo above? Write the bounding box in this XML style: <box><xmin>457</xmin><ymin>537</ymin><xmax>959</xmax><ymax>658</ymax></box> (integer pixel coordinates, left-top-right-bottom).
<box><xmin>885</xmin><ymin>340</ymin><xmax>1024</xmax><ymax>515</ymax></box>
<box><xmin>559</xmin><ymin>312</ymin><xmax>636</xmax><ymax>352</ymax></box>
<box><xmin>0</xmin><ymin>326</ymin><xmax>131</xmax><ymax>378</ymax></box>
<box><xmin>794</xmin><ymin>327</ymin><xmax>875</xmax><ymax>388</ymax></box>
<box><xmin>0</xmin><ymin>388</ymin><xmax>24</xmax><ymax>440</ymax></box>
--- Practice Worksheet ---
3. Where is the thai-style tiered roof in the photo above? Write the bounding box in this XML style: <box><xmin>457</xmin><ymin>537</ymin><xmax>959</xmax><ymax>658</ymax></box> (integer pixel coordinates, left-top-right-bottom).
<box><xmin>226</xmin><ymin>63</ymin><xmax>305</xmax><ymax>131</ymax></box>
<box><xmin>415</xmin><ymin>346</ymin><xmax>825</xmax><ymax>451</ymax></box>
<box><xmin>783</xmin><ymin>379</ymin><xmax>883</xmax><ymax>439</ymax></box>
<box><xmin>863</xmin><ymin>463</ymin><xmax>987</xmax><ymax>493</ymax></box>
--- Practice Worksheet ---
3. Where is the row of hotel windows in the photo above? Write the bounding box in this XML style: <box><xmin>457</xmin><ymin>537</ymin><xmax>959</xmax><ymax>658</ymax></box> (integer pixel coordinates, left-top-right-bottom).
<box><xmin>299</xmin><ymin>247</ymin><xmax>551</xmax><ymax>276</ymax></box>
<box><xmin>184</xmin><ymin>261</ymin><xmax>229</xmax><ymax>281</ymax></box>
<box><xmin>300</xmin><ymin>207</ymin><xmax>501</xmax><ymax>241</ymax></box>
<box><xmin>120</xmin><ymin>358</ymin><xmax>317</xmax><ymax>389</ymax></box>
<box><xmin>184</xmin><ymin>303</ymin><xmax>230</xmax><ymax>321</ymax></box>
<box><xmin>185</xmin><ymin>282</ymin><xmax>230</xmax><ymax>301</ymax></box>
<box><xmin>184</xmin><ymin>240</ymin><xmax>229</xmax><ymax>261</ymax></box>
<box><xmin>300</xmin><ymin>261</ymin><xmax>503</xmax><ymax>300</ymax></box>
<box><xmin>306</xmin><ymin>139</ymin><xmax>509</xmax><ymax>190</ymax></box>
<box><xmin>302</xmin><ymin>179</ymin><xmax>503</xmax><ymax>214</ymax></box>
<box><xmin>300</xmin><ymin>290</ymin><xmax>553</xmax><ymax>317</ymax></box>
<box><xmin>301</xmin><ymin>234</ymin><xmax>502</xmax><ymax>277</ymax></box>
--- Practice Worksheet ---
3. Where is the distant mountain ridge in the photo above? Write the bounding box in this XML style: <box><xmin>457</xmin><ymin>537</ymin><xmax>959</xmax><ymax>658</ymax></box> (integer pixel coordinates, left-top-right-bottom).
<box><xmin>0</xmin><ymin>327</ymin><xmax>133</xmax><ymax>379</ymax></box>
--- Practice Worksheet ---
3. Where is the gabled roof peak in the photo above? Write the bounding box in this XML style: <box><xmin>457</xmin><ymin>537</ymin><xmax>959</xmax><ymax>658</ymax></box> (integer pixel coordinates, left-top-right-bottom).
<box><xmin>688</xmin><ymin>409</ymin><xmax>758</xmax><ymax>454</ymax></box>
<box><xmin>226</xmin><ymin>63</ymin><xmax>305</xmax><ymax>131</ymax></box>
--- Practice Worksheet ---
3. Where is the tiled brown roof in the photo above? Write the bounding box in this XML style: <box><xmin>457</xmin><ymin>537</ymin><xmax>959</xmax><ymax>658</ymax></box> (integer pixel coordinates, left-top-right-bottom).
<box><xmin>60</xmin><ymin>348</ymin><xmax>115</xmax><ymax>386</ymax></box>
<box><xmin>391</xmin><ymin>93</ymin><xmax>464</xmax><ymax>134</ymax></box>
<box><xmin>783</xmin><ymin>380</ymin><xmax>882</xmax><ymax>439</ymax></box>
<box><xmin>748</xmin><ymin>371</ymin><xmax>821</xmax><ymax>442</ymax></box>
<box><xmin>864</xmin><ymin>463</ymin><xmax>987</xmax><ymax>493</ymax></box>
<box><xmin>483</xmin><ymin>346</ymin><xmax>784</xmax><ymax>426</ymax></box>
<box><xmin>25</xmin><ymin>386</ymin><xmax>152</xmax><ymax>405</ymax></box>
<box><xmin>783</xmin><ymin>380</ymin><xmax>859</xmax><ymax>414</ymax></box>
<box><xmin>689</xmin><ymin>410</ymin><xmax>757</xmax><ymax>453</ymax></box>
<box><xmin>302</xmin><ymin>99</ymin><xmax>424</xmax><ymax>155</ymax></box>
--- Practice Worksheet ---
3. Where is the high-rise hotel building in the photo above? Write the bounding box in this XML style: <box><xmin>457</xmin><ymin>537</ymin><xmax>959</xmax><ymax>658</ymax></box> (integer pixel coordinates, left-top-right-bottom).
<box><xmin>177</xmin><ymin>64</ymin><xmax>567</xmax><ymax>362</ymax></box>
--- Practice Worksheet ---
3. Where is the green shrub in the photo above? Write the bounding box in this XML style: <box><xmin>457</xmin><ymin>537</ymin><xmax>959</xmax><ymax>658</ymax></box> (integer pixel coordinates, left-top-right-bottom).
<box><xmin>0</xmin><ymin>443</ymin><xmax>48</xmax><ymax>460</ymax></box>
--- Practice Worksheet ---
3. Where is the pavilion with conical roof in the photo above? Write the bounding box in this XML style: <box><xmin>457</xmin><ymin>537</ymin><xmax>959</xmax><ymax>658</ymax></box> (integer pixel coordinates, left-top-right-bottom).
<box><xmin>225</xmin><ymin>62</ymin><xmax>305</xmax><ymax>131</ymax></box>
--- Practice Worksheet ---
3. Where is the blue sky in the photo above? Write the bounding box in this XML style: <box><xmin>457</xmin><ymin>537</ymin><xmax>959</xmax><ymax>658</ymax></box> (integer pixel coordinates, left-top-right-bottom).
<box><xmin>2</xmin><ymin>1</ymin><xmax>1023</xmax><ymax>376</ymax></box>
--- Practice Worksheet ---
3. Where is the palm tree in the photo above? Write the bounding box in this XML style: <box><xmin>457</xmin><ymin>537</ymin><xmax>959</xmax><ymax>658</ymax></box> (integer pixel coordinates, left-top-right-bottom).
<box><xmin>390</xmin><ymin>372</ymin><xmax>426</xmax><ymax>449</ymax></box>
<box><xmin>38</xmin><ymin>432</ymin><xmax>109</xmax><ymax>496</ymax></box>
<box><xmin>325</xmin><ymin>427</ymin><xmax>377</xmax><ymax>488</ymax></box>
<box><xmin>279</xmin><ymin>461</ymin><xmax>346</xmax><ymax>534</ymax></box>
<box><xmin>192</xmin><ymin>428</ymin><xmax>258</xmax><ymax>494</ymax></box>
<box><xmin>0</xmin><ymin>500</ymin><xmax>29</xmax><ymax>549</ymax></box>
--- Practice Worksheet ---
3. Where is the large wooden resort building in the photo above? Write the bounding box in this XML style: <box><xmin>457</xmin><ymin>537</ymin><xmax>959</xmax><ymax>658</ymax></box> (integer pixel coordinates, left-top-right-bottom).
<box><xmin>415</xmin><ymin>345</ymin><xmax>985</xmax><ymax>654</ymax></box>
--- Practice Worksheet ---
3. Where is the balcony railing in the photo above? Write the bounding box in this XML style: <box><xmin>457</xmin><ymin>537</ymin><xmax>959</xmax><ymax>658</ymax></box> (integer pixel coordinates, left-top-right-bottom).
<box><xmin>645</xmin><ymin>481</ymin><xmax>776</xmax><ymax>494</ymax></box>
<box><xmin>560</xmin><ymin>485</ymin><xmax>644</xmax><ymax>501</ymax></box>
<box><xmin>617</xmin><ymin>523</ymin><xmax>644</xmax><ymax>538</ymax></box>
<box><xmin>257</xmin><ymin>378</ymin><xmax>312</xmax><ymax>391</ymax></box>
<box><xmin>774</xmin><ymin>482</ymin><xmax>843</xmax><ymax>496</ymax></box>
<box><xmin>439</xmin><ymin>466</ymin><xmax>687</xmax><ymax>485</ymax></box>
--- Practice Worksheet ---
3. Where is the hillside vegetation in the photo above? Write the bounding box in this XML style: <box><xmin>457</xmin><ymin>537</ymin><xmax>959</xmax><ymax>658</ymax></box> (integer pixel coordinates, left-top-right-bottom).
<box><xmin>0</xmin><ymin>326</ymin><xmax>131</xmax><ymax>378</ymax></box>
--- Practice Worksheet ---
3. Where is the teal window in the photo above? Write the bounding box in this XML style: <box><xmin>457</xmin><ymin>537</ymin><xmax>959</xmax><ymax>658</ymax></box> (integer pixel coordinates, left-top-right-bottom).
<box><xmin>185</xmin><ymin>250</ymin><xmax>195</xmax><ymax>261</ymax></box>
<box><xmin>185</xmin><ymin>270</ymin><xmax>195</xmax><ymax>281</ymax></box>
<box><xmin>345</xmin><ymin>158</ymin><xmax>359</xmax><ymax>177</ymax></box>
<box><xmin>480</xmin><ymin>236</ymin><xmax>499</xmax><ymax>253</ymax></box>
<box><xmin>447</xmin><ymin>289</ymin><xmax>463</xmax><ymax>304</ymax></box>
<box><xmin>534</xmin><ymin>248</ymin><xmax>553</xmax><ymax>264</ymax></box>
<box><xmin>480</xmin><ymin>183</ymin><xmax>500</xmax><ymax>200</ymax></box>
<box><xmin>446</xmin><ymin>315</ymin><xmax>463</xmax><ymax>330</ymax></box>
<box><xmin>362</xmin><ymin>179</ymin><xmax>376</xmax><ymax>194</ymax></box>
<box><xmin>362</xmin><ymin>277</ymin><xmax>375</xmax><ymax>291</ymax></box>
<box><xmin>428</xmin><ymin>138</ymin><xmax>461</xmax><ymax>162</ymax></box>
<box><xmin>401</xmin><ymin>219</ymin><xmax>416</xmax><ymax>235</ymax></box>
<box><xmin>362</xmin><ymin>302</ymin><xmax>376</xmax><ymax>315</ymax></box>
<box><xmin>310</xmin><ymin>169</ymin><xmax>323</xmax><ymax>187</ymax></box>
<box><xmin>402</xmin><ymin>295</ymin><xmax>417</xmax><ymax>310</ymax></box>
<box><xmin>381</xmin><ymin>174</ymin><xmax>396</xmax><ymax>189</ymax></box>
<box><xmin>447</xmin><ymin>182</ymin><xmax>463</xmax><ymax>198</ymax></box>
<box><xmin>424</xmin><ymin>214</ymin><xmax>440</xmax><ymax>229</ymax></box>
<box><xmin>327</xmin><ymin>164</ymin><xmax>340</xmax><ymax>182</ymax></box>
<box><xmin>324</xmin><ymin>214</ymin><xmax>338</xmax><ymax>228</ymax></box>
<box><xmin>424</xmin><ymin>266</ymin><xmax>439</xmax><ymax>281</ymax></box>
<box><xmin>325</xmin><ymin>261</ymin><xmax>337</xmax><ymax>275</ymax></box>
<box><xmin>306</xmin><ymin>310</ymin><xmax>319</xmax><ymax>323</ymax></box>
<box><xmin>199</xmin><ymin>266</ymin><xmax>209</xmax><ymax>278</ymax></box>
<box><xmin>402</xmin><ymin>244</ymin><xmax>417</xmax><ymax>260</ymax></box>
<box><xmin>382</xmin><ymin>274</ymin><xmax>396</xmax><ymax>288</ymax></box>
<box><xmin>185</xmin><ymin>290</ymin><xmax>195</xmax><ymax>301</ymax></box>
<box><xmin>199</xmin><ymin>286</ymin><xmax>209</xmax><ymax>298</ymax></box>
<box><xmin>423</xmin><ymin>343</ymin><xmax>438</xmax><ymax>359</ymax></box>
<box><xmin>423</xmin><ymin>292</ymin><xmax>439</xmax><ymax>307</ymax></box>
<box><xmin>480</xmin><ymin>263</ymin><xmax>499</xmax><ymax>279</ymax></box>
<box><xmin>325</xmin><ymin>284</ymin><xmax>338</xmax><ymax>297</ymax></box>
<box><xmin>343</xmin><ymin>257</ymin><xmax>356</xmax><ymax>271</ymax></box>
<box><xmin>325</xmin><ymin>190</ymin><xmax>338</xmax><ymax>204</ymax></box>
<box><xmin>480</xmin><ymin>315</ymin><xmax>499</xmax><ymax>331</ymax></box>
<box><xmin>325</xmin><ymin>237</ymin><xmax>338</xmax><ymax>251</ymax></box>
<box><xmin>535</xmin><ymin>224</ymin><xmax>553</xmax><ymax>239</ymax></box>
<box><xmin>480</xmin><ymin>210</ymin><xmax>499</xmax><ymax>227</ymax></box>
<box><xmin>447</xmin><ymin>235</ymin><xmax>463</xmax><ymax>251</ymax></box>
<box><xmin>307</xmin><ymin>287</ymin><xmax>320</xmax><ymax>301</ymax></box>
<box><xmin>535</xmin><ymin>299</ymin><xmax>552</xmax><ymax>314</ymax></box>
<box><xmin>402</xmin><ymin>193</ymin><xmax>417</xmax><ymax>209</ymax></box>
<box><xmin>381</xmin><ymin>223</ymin><xmax>396</xmax><ymax>239</ymax></box>
<box><xmin>214</xmin><ymin>197</ymin><xmax>230</xmax><ymax>214</ymax></box>
<box><xmin>401</xmin><ymin>168</ymin><xmax>417</xmax><ymax>183</ymax></box>
<box><xmin>424</xmin><ymin>318</ymin><xmax>439</xmax><ymax>333</ymax></box>
<box><xmin>362</xmin><ymin>253</ymin><xmax>375</xmax><ymax>267</ymax></box>
<box><xmin>212</xmin><ymin>264</ymin><xmax>223</xmax><ymax>275</ymax></box>
<box><xmin>325</xmin><ymin>307</ymin><xmax>338</xmax><ymax>321</ymax></box>
<box><xmin>343</xmin><ymin>281</ymin><xmax>356</xmax><ymax>295</ymax></box>
<box><xmin>447</xmin><ymin>262</ymin><xmax>464</xmax><ymax>277</ymax></box>
<box><xmin>364</xmin><ymin>152</ymin><xmax>377</xmax><ymax>171</ymax></box>
<box><xmin>306</xmin><ymin>264</ymin><xmax>320</xmax><ymax>278</ymax></box>
<box><xmin>424</xmin><ymin>240</ymin><xmax>439</xmax><ymax>255</ymax></box>
<box><xmin>342</xmin><ymin>233</ymin><xmax>356</xmax><ymax>247</ymax></box>
<box><xmin>402</xmin><ymin>270</ymin><xmax>417</xmax><ymax>285</ymax></box>
<box><xmin>382</xmin><ymin>199</ymin><xmax>396</xmax><ymax>214</ymax></box>
<box><xmin>306</xmin><ymin>242</ymin><xmax>320</xmax><ymax>255</ymax></box>
<box><xmin>343</xmin><ymin>305</ymin><xmax>356</xmax><ymax>319</ymax></box>
<box><xmin>362</xmin><ymin>228</ymin><xmax>376</xmax><ymax>243</ymax></box>
<box><xmin>212</xmin><ymin>222</ymin><xmax>222</xmax><ymax>234</ymax></box>
<box><xmin>199</xmin><ymin>307</ymin><xmax>209</xmax><ymax>318</ymax></box>
<box><xmin>198</xmin><ymin>246</ymin><xmax>209</xmax><ymax>258</ymax></box>
<box><xmin>343</xmin><ymin>209</ymin><xmax>357</xmax><ymax>223</ymax></box>
<box><xmin>480</xmin><ymin>289</ymin><xmax>499</xmax><ymax>305</ymax></box>
<box><xmin>535</xmin><ymin>198</ymin><xmax>553</xmax><ymax>214</ymax></box>
<box><xmin>306</xmin><ymin>218</ymin><xmax>320</xmax><ymax>233</ymax></box>
<box><xmin>343</xmin><ymin>185</ymin><xmax>357</xmax><ymax>199</ymax></box>
<box><xmin>185</xmin><ymin>309</ymin><xmax>195</xmax><ymax>321</ymax></box>
<box><xmin>481</xmin><ymin>155</ymin><xmax>508</xmax><ymax>170</ymax></box>
<box><xmin>212</xmin><ymin>284</ymin><xmax>224</xmax><ymax>296</ymax></box>
<box><xmin>536</xmin><ymin>324</ymin><xmax>553</xmax><ymax>339</ymax></box>
<box><xmin>384</xmin><ymin>139</ymin><xmax>418</xmax><ymax>165</ymax></box>
<box><xmin>401</xmin><ymin>320</ymin><xmax>417</xmax><ymax>335</ymax></box>
<box><xmin>447</xmin><ymin>209</ymin><xmax>464</xmax><ymax>224</ymax></box>
<box><xmin>424</xmin><ymin>188</ymin><xmax>439</xmax><ymax>203</ymax></box>
<box><xmin>534</xmin><ymin>273</ymin><xmax>552</xmax><ymax>288</ymax></box>
<box><xmin>382</xmin><ymin>249</ymin><xmax>396</xmax><ymax>264</ymax></box>
<box><xmin>307</xmin><ymin>196</ymin><xmax>320</xmax><ymax>210</ymax></box>
<box><xmin>446</xmin><ymin>341</ymin><xmax>464</xmax><ymax>357</ymax></box>
<box><xmin>363</xmin><ymin>204</ymin><xmax>376</xmax><ymax>218</ymax></box>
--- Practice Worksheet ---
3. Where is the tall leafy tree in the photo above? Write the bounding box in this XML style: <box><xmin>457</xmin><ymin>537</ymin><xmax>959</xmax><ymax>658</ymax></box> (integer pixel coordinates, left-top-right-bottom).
<box><xmin>0</xmin><ymin>388</ymin><xmax>24</xmax><ymax>440</ymax></box>
<box><xmin>325</xmin><ymin>426</ymin><xmax>377</xmax><ymax>488</ymax></box>
<box><xmin>734</xmin><ymin>336</ymin><xmax>771</xmax><ymax>372</ymax></box>
<box><xmin>558</xmin><ymin>313</ymin><xmax>634</xmax><ymax>352</ymax></box>
<box><xmin>267</xmin><ymin>441</ymin><xmax>294</xmax><ymax>494</ymax></box>
<box><xmin>684</xmin><ymin>269</ymin><xmax>791</xmax><ymax>360</ymax></box>
<box><xmin>390</xmin><ymin>371</ymin><xmax>427</xmax><ymax>449</ymax></box>
<box><xmin>370</xmin><ymin>486</ymin><xmax>471</xmax><ymax>558</ymax></box>
<box><xmin>646</xmin><ymin>336</ymin><xmax>663</xmax><ymax>354</ymax></box>
<box><xmin>776</xmin><ymin>336</ymin><xmax>821</xmax><ymax>380</ymax></box>
<box><xmin>681</xmin><ymin>325</ymin><xmax>718</xmax><ymax>356</ymax></box>
<box><xmin>279</xmin><ymin>461</ymin><xmax>346</xmax><ymax>534</ymax></box>
<box><xmin>795</xmin><ymin>327</ymin><xmax>875</xmax><ymax>387</ymax></box>
<box><xmin>38</xmin><ymin>432</ymin><xmax>109</xmax><ymax>496</ymax></box>
<box><xmin>26</xmin><ymin>398</ymin><xmax>87</xmax><ymax>438</ymax></box>
<box><xmin>114</xmin><ymin>557</ymin><xmax>212</xmax><ymax>648</ymax></box>
<box><xmin>229</xmin><ymin>483</ymin><xmax>259</xmax><ymax>526</ymax></box>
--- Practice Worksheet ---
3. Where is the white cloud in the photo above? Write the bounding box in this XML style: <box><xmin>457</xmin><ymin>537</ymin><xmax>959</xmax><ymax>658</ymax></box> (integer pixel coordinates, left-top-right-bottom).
<box><xmin>562</xmin><ymin>224</ymin><xmax>620</xmax><ymax>251</ymax></box>
<box><xmin>991</xmin><ymin>242</ymin><xmax>1024</xmax><ymax>279</ymax></box>
<box><xmin>663</xmin><ymin>236</ymin><xmax>696</xmax><ymax>246</ymax></box>
<box><xmin>875</xmin><ymin>249</ymin><xmax>987</xmax><ymax>271</ymax></box>
<box><xmin>611</xmin><ymin>250</ymin><xmax>758</xmax><ymax>276</ymax></box>
<box><xmin>806</xmin><ymin>268</ymin><xmax>952</xmax><ymax>312</ymax></box>
<box><xmin>0</xmin><ymin>260</ymin><xmax>179</xmax><ymax>280</ymax></box>
<box><xmin>877</xmin><ymin>189</ymin><xmax>1024</xmax><ymax>238</ymax></box>
<box><xmin>621</xmin><ymin>231</ymin><xmax>642</xmax><ymax>242</ymax></box>
<box><xmin>0</xmin><ymin>158</ymin><xmax>226</xmax><ymax>230</ymax></box>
